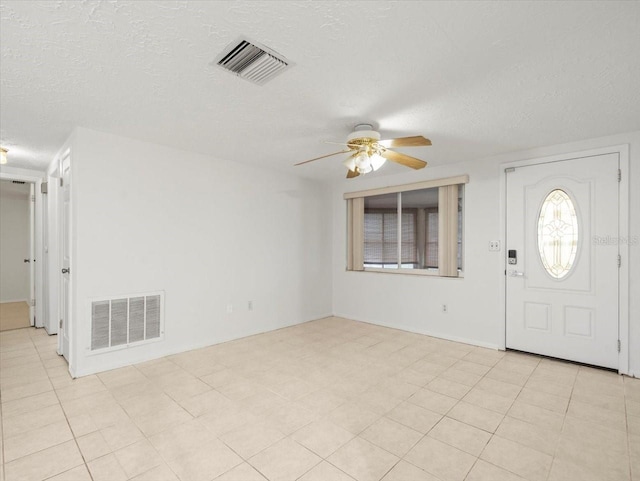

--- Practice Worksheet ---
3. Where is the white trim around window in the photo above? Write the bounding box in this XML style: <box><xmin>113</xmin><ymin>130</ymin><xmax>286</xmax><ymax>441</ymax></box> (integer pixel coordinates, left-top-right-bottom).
<box><xmin>345</xmin><ymin>175</ymin><xmax>469</xmax><ymax>277</ymax></box>
<box><xmin>343</xmin><ymin>174</ymin><xmax>469</xmax><ymax>200</ymax></box>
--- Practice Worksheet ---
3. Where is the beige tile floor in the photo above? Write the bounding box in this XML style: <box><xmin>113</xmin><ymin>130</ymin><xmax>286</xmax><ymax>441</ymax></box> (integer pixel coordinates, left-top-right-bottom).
<box><xmin>0</xmin><ymin>317</ymin><xmax>638</xmax><ymax>481</ymax></box>
<box><xmin>0</xmin><ymin>302</ymin><xmax>30</xmax><ymax>332</ymax></box>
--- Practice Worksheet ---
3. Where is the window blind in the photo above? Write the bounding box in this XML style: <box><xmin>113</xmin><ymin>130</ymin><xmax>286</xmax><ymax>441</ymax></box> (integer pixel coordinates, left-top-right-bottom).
<box><xmin>346</xmin><ymin>174</ymin><xmax>467</xmax><ymax>276</ymax></box>
<box><xmin>426</xmin><ymin>209</ymin><xmax>439</xmax><ymax>268</ymax></box>
<box><xmin>364</xmin><ymin>210</ymin><xmax>417</xmax><ymax>264</ymax></box>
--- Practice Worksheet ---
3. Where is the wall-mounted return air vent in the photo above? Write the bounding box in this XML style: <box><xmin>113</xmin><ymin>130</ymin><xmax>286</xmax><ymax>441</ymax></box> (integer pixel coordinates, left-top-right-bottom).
<box><xmin>90</xmin><ymin>292</ymin><xmax>163</xmax><ymax>352</ymax></box>
<box><xmin>214</xmin><ymin>37</ymin><xmax>291</xmax><ymax>85</ymax></box>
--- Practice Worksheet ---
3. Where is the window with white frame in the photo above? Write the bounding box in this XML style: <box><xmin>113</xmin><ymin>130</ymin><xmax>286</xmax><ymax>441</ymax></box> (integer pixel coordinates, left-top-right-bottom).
<box><xmin>346</xmin><ymin>175</ymin><xmax>467</xmax><ymax>277</ymax></box>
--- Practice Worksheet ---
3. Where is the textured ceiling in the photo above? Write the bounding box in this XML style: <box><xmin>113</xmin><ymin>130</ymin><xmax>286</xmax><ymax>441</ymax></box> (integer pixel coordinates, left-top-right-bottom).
<box><xmin>1</xmin><ymin>1</ymin><xmax>639</xmax><ymax>179</ymax></box>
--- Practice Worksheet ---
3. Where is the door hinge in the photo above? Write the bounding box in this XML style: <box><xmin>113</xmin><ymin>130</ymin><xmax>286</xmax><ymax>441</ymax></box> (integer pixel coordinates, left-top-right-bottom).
<box><xmin>505</xmin><ymin>167</ymin><xmax>516</xmax><ymax>173</ymax></box>
<box><xmin>41</xmin><ymin>182</ymin><xmax>48</xmax><ymax>194</ymax></box>
<box><xmin>617</xmin><ymin>254</ymin><xmax>621</xmax><ymax>268</ymax></box>
<box><xmin>618</xmin><ymin>169</ymin><xmax>622</xmax><ymax>182</ymax></box>
<box><xmin>31</xmin><ymin>299</ymin><xmax>36</xmax><ymax>307</ymax></box>
<box><xmin>618</xmin><ymin>340</ymin><xmax>621</xmax><ymax>352</ymax></box>
<box><xmin>59</xmin><ymin>177</ymin><xmax>63</xmax><ymax>187</ymax></box>
<box><xmin>59</xmin><ymin>319</ymin><xmax>63</xmax><ymax>329</ymax></box>
<box><xmin>31</xmin><ymin>195</ymin><xmax>36</xmax><ymax>203</ymax></box>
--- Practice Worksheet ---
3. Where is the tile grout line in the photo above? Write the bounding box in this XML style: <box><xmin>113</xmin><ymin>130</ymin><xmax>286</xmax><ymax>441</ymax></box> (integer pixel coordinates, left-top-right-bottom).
<box><xmin>90</xmin><ymin>366</ymin><xmax>134</xmax><ymax>480</ymax></box>
<box><xmin>457</xmin><ymin>351</ymin><xmax>509</xmax><ymax>481</ymax></box>
<box><xmin>30</xmin><ymin>328</ymin><xmax>96</xmax><ymax>481</ymax></box>
<box><xmin>2</xmin><ymin>321</ymin><xmax>636</xmax><ymax>481</ymax></box>
<box><xmin>102</xmin><ymin>361</ymin><xmax>184</xmax><ymax>480</ymax></box>
<box><xmin>451</xmin><ymin>348</ymin><xmax>516</xmax><ymax>481</ymax></box>
<box><xmin>0</xmin><ymin>332</ymin><xmax>65</xmax><ymax>475</ymax></box>
<box><xmin>543</xmin><ymin>364</ymin><xmax>578</xmax><ymax>481</ymax></box>
<box><xmin>358</xmin><ymin>347</ymin><xmax>492</xmax><ymax>479</ymax></box>
<box><xmin>461</xmin><ymin>352</ymin><xmax>542</xmax><ymax>481</ymax></box>
<box><xmin>339</xmin><ymin>347</ymin><xmax>505</xmax><ymax>480</ymax></box>
<box><xmin>213</xmin><ymin>356</ymin><xmax>410</xmax><ymax>479</ymax></box>
<box><xmin>623</xmin><ymin>377</ymin><xmax>633</xmax><ymax>481</ymax></box>
<box><xmin>0</xmin><ymin>329</ymin><xmax>91</xmax><ymax>479</ymax></box>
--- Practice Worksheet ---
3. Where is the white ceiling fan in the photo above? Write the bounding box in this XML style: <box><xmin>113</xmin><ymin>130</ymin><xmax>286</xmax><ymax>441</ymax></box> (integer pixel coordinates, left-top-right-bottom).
<box><xmin>295</xmin><ymin>123</ymin><xmax>431</xmax><ymax>178</ymax></box>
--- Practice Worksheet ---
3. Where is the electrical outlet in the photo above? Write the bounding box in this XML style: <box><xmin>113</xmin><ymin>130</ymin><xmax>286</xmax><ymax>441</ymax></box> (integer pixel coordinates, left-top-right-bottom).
<box><xmin>489</xmin><ymin>240</ymin><xmax>501</xmax><ymax>251</ymax></box>
<box><xmin>442</xmin><ymin>304</ymin><xmax>448</xmax><ymax>313</ymax></box>
<box><xmin>226</xmin><ymin>304</ymin><xmax>233</xmax><ymax>314</ymax></box>
<box><xmin>248</xmin><ymin>301</ymin><xmax>253</xmax><ymax>311</ymax></box>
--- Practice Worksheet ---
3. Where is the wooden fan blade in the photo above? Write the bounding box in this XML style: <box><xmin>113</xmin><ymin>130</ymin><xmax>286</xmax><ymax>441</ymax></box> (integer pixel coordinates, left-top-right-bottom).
<box><xmin>378</xmin><ymin>136</ymin><xmax>432</xmax><ymax>148</ymax></box>
<box><xmin>294</xmin><ymin>150</ymin><xmax>351</xmax><ymax>166</ymax></box>
<box><xmin>346</xmin><ymin>169</ymin><xmax>360</xmax><ymax>179</ymax></box>
<box><xmin>382</xmin><ymin>149</ymin><xmax>428</xmax><ymax>170</ymax></box>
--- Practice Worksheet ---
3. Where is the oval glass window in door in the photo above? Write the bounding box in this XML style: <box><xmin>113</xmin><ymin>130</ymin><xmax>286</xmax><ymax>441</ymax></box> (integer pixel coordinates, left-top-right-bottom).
<box><xmin>537</xmin><ymin>189</ymin><xmax>579</xmax><ymax>279</ymax></box>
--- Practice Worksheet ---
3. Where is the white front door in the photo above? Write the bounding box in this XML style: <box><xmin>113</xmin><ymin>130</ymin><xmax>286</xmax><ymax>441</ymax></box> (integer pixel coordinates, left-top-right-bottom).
<box><xmin>506</xmin><ymin>153</ymin><xmax>619</xmax><ymax>369</ymax></box>
<box><xmin>58</xmin><ymin>155</ymin><xmax>71</xmax><ymax>361</ymax></box>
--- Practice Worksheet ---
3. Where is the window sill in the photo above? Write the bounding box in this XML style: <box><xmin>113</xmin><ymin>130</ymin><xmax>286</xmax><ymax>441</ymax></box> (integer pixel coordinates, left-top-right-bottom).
<box><xmin>348</xmin><ymin>268</ymin><xmax>465</xmax><ymax>278</ymax></box>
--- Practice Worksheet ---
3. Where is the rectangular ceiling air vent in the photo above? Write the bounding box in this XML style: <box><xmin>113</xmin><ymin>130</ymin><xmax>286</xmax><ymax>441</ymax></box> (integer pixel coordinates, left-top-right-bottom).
<box><xmin>214</xmin><ymin>37</ymin><xmax>291</xmax><ymax>85</ymax></box>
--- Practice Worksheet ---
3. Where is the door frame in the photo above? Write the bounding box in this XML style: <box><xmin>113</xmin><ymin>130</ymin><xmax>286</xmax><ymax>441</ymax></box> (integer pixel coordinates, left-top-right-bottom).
<box><xmin>499</xmin><ymin>145</ymin><xmax>630</xmax><ymax>375</ymax></box>
<box><xmin>56</xmin><ymin>150</ymin><xmax>73</xmax><ymax>366</ymax></box>
<box><xmin>0</xmin><ymin>170</ymin><xmax>45</xmax><ymax>328</ymax></box>
<box><xmin>45</xmin><ymin>164</ymin><xmax>61</xmax><ymax>336</ymax></box>
<box><xmin>29</xmin><ymin>182</ymin><xmax>35</xmax><ymax>325</ymax></box>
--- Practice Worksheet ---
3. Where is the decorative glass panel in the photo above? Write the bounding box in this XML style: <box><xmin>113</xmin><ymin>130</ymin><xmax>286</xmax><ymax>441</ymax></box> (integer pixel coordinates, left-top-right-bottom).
<box><xmin>537</xmin><ymin>189</ymin><xmax>579</xmax><ymax>279</ymax></box>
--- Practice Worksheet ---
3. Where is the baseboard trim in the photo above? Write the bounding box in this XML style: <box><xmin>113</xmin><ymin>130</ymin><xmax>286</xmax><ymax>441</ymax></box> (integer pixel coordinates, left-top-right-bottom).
<box><xmin>71</xmin><ymin>312</ymin><xmax>334</xmax><ymax>377</ymax></box>
<box><xmin>332</xmin><ymin>312</ymin><xmax>501</xmax><ymax>351</ymax></box>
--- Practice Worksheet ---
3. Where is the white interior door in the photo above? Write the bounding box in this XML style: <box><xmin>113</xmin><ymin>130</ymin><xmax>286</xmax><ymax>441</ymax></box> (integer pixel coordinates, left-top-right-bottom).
<box><xmin>58</xmin><ymin>155</ymin><xmax>71</xmax><ymax>361</ymax></box>
<box><xmin>506</xmin><ymin>153</ymin><xmax>619</xmax><ymax>369</ymax></box>
<box><xmin>42</xmin><ymin>185</ymin><xmax>50</xmax><ymax>332</ymax></box>
<box><xmin>29</xmin><ymin>183</ymin><xmax>35</xmax><ymax>326</ymax></box>
<box><xmin>47</xmin><ymin>171</ymin><xmax>60</xmax><ymax>336</ymax></box>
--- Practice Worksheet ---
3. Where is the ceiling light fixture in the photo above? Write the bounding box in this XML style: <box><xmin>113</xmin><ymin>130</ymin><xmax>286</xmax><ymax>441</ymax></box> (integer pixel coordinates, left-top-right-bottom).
<box><xmin>295</xmin><ymin>123</ymin><xmax>431</xmax><ymax>179</ymax></box>
<box><xmin>0</xmin><ymin>148</ymin><xmax>7</xmax><ymax>165</ymax></box>
<box><xmin>342</xmin><ymin>125</ymin><xmax>387</xmax><ymax>175</ymax></box>
<box><xmin>343</xmin><ymin>149</ymin><xmax>384</xmax><ymax>175</ymax></box>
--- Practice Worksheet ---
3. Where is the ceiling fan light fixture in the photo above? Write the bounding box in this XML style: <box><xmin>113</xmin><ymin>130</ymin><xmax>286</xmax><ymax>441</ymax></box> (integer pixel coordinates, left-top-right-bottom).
<box><xmin>354</xmin><ymin>151</ymin><xmax>372</xmax><ymax>173</ymax></box>
<box><xmin>343</xmin><ymin>155</ymin><xmax>357</xmax><ymax>172</ymax></box>
<box><xmin>370</xmin><ymin>153</ymin><xmax>386</xmax><ymax>171</ymax></box>
<box><xmin>294</xmin><ymin>123</ymin><xmax>430</xmax><ymax>178</ymax></box>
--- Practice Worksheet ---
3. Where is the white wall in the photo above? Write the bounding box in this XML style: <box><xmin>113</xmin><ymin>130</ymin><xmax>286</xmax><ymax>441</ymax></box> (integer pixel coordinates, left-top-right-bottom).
<box><xmin>332</xmin><ymin>131</ymin><xmax>640</xmax><ymax>376</ymax></box>
<box><xmin>0</xmin><ymin>181</ymin><xmax>30</xmax><ymax>303</ymax></box>
<box><xmin>69</xmin><ymin>128</ymin><xmax>333</xmax><ymax>376</ymax></box>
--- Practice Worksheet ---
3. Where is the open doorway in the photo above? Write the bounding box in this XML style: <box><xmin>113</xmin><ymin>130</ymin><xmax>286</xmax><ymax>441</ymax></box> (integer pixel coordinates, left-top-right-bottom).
<box><xmin>0</xmin><ymin>179</ymin><xmax>34</xmax><ymax>331</ymax></box>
